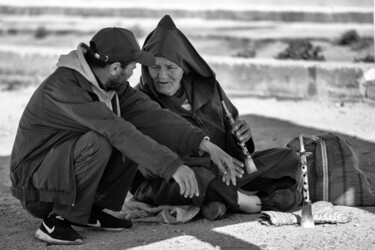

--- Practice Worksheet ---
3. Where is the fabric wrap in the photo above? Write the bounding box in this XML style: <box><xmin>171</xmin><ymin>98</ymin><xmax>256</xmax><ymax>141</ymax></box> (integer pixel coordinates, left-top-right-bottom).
<box><xmin>121</xmin><ymin>196</ymin><xmax>200</xmax><ymax>224</ymax></box>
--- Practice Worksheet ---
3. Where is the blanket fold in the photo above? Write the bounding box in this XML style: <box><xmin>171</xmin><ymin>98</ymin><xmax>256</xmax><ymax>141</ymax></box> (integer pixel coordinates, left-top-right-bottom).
<box><xmin>121</xmin><ymin>196</ymin><xmax>200</xmax><ymax>224</ymax></box>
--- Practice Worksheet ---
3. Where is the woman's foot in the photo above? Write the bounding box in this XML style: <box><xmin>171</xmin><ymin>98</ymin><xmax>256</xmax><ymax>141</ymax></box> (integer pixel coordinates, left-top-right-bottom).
<box><xmin>201</xmin><ymin>202</ymin><xmax>226</xmax><ymax>221</ymax></box>
<box><xmin>238</xmin><ymin>192</ymin><xmax>262</xmax><ymax>213</ymax></box>
<box><xmin>260</xmin><ymin>189</ymin><xmax>302</xmax><ymax>212</ymax></box>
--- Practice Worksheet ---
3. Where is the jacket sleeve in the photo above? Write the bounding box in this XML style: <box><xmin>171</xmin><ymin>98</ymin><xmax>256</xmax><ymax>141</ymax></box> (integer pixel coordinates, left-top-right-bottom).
<box><xmin>38</xmin><ymin>70</ymin><xmax>183</xmax><ymax>182</ymax></box>
<box><xmin>117</xmin><ymin>83</ymin><xmax>206</xmax><ymax>156</ymax></box>
<box><xmin>217</xmin><ymin>82</ymin><xmax>255</xmax><ymax>154</ymax></box>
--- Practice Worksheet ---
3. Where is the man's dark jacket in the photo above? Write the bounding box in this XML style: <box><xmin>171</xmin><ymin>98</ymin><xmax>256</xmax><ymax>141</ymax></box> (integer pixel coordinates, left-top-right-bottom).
<box><xmin>10</xmin><ymin>44</ymin><xmax>205</xmax><ymax>206</ymax></box>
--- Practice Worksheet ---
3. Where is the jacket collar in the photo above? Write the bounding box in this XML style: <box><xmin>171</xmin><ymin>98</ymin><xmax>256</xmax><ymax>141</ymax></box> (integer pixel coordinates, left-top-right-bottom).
<box><xmin>182</xmin><ymin>75</ymin><xmax>216</xmax><ymax>112</ymax></box>
<box><xmin>56</xmin><ymin>43</ymin><xmax>120</xmax><ymax>116</ymax></box>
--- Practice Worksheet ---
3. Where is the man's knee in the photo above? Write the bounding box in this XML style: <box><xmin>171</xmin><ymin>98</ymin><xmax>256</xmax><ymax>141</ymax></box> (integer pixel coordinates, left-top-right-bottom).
<box><xmin>82</xmin><ymin>131</ymin><xmax>112</xmax><ymax>153</ymax></box>
<box><xmin>74</xmin><ymin>131</ymin><xmax>112</xmax><ymax>159</ymax></box>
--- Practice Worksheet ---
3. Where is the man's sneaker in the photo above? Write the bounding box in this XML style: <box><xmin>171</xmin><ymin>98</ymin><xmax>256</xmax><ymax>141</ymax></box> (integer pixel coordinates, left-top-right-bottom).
<box><xmin>261</xmin><ymin>189</ymin><xmax>302</xmax><ymax>212</ymax></box>
<box><xmin>35</xmin><ymin>213</ymin><xmax>83</xmax><ymax>245</ymax></box>
<box><xmin>201</xmin><ymin>202</ymin><xmax>226</xmax><ymax>221</ymax></box>
<box><xmin>73</xmin><ymin>204</ymin><xmax>133</xmax><ymax>231</ymax></box>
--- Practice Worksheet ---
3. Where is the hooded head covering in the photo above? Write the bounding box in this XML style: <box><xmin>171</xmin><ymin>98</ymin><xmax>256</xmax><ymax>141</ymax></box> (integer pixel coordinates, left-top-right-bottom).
<box><xmin>140</xmin><ymin>15</ymin><xmax>218</xmax><ymax>98</ymax></box>
<box><xmin>142</xmin><ymin>15</ymin><xmax>214</xmax><ymax>77</ymax></box>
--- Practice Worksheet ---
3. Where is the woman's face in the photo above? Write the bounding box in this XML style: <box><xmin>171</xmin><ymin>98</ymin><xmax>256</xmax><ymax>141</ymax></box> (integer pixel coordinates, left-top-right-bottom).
<box><xmin>148</xmin><ymin>57</ymin><xmax>184</xmax><ymax>96</ymax></box>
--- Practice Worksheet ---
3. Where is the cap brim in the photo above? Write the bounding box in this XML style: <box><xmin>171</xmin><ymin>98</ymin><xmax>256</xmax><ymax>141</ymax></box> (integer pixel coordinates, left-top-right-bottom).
<box><xmin>135</xmin><ymin>51</ymin><xmax>155</xmax><ymax>66</ymax></box>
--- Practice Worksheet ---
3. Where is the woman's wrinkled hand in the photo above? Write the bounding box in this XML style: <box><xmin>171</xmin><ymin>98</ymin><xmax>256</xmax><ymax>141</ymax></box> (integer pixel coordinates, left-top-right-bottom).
<box><xmin>199</xmin><ymin>139</ymin><xmax>237</xmax><ymax>186</ymax></box>
<box><xmin>232</xmin><ymin>119</ymin><xmax>252</xmax><ymax>144</ymax></box>
<box><xmin>222</xmin><ymin>158</ymin><xmax>244</xmax><ymax>183</ymax></box>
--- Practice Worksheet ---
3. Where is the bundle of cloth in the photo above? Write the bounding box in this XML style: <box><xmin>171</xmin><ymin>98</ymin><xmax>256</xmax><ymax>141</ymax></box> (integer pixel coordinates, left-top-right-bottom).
<box><xmin>120</xmin><ymin>196</ymin><xmax>200</xmax><ymax>224</ymax></box>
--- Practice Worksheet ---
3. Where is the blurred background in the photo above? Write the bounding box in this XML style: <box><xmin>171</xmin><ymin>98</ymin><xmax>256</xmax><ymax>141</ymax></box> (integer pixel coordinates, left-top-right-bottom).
<box><xmin>0</xmin><ymin>0</ymin><xmax>373</xmax><ymax>94</ymax></box>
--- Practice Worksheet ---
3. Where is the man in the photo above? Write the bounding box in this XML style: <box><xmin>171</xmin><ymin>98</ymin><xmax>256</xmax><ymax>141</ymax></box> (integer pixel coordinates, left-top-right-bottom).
<box><xmin>10</xmin><ymin>27</ymin><xmax>237</xmax><ymax>245</ymax></box>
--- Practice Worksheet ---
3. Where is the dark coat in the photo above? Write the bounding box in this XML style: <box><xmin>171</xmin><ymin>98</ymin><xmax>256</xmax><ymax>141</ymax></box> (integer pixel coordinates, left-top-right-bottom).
<box><xmin>132</xmin><ymin>15</ymin><xmax>257</xmax><ymax>204</ymax></box>
<box><xmin>138</xmin><ymin>15</ymin><xmax>254</xmax><ymax>169</ymax></box>
<box><xmin>133</xmin><ymin>15</ymin><xmax>302</xmax><ymax>209</ymax></box>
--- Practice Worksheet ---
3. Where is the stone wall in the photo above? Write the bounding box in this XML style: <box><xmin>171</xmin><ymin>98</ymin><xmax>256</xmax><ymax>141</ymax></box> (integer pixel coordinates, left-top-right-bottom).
<box><xmin>206</xmin><ymin>56</ymin><xmax>375</xmax><ymax>101</ymax></box>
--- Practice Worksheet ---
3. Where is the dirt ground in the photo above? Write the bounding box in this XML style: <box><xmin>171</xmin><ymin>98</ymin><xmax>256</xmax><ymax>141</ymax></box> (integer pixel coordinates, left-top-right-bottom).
<box><xmin>1</xmin><ymin>87</ymin><xmax>375</xmax><ymax>250</ymax></box>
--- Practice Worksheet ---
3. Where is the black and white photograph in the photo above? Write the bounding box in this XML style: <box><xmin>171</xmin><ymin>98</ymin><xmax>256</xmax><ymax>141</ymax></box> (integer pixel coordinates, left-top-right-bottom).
<box><xmin>0</xmin><ymin>0</ymin><xmax>374</xmax><ymax>249</ymax></box>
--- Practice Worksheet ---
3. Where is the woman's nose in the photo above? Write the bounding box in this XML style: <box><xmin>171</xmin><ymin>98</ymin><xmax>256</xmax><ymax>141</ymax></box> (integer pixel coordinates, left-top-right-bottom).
<box><xmin>158</xmin><ymin>68</ymin><xmax>168</xmax><ymax>79</ymax></box>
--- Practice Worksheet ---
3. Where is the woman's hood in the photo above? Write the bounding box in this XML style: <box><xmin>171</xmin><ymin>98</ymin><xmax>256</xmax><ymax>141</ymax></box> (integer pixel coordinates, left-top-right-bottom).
<box><xmin>140</xmin><ymin>15</ymin><xmax>216</xmax><ymax>97</ymax></box>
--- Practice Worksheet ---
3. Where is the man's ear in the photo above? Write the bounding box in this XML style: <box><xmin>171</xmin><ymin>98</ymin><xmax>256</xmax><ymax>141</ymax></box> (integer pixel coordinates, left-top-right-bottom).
<box><xmin>109</xmin><ymin>62</ymin><xmax>122</xmax><ymax>76</ymax></box>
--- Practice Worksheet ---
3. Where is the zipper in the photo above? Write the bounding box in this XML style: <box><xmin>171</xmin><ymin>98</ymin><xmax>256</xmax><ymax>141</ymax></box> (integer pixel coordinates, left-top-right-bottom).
<box><xmin>191</xmin><ymin>113</ymin><xmax>210</xmax><ymax>136</ymax></box>
<box><xmin>318</xmin><ymin>138</ymin><xmax>329</xmax><ymax>201</ymax></box>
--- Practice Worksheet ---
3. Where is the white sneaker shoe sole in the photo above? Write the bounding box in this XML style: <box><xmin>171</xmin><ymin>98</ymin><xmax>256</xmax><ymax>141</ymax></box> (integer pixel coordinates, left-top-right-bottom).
<box><xmin>35</xmin><ymin>229</ymin><xmax>83</xmax><ymax>245</ymax></box>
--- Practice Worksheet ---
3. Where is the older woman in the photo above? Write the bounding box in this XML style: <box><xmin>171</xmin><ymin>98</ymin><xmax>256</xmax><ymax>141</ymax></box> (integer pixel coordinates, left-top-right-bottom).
<box><xmin>131</xmin><ymin>15</ymin><xmax>302</xmax><ymax>220</ymax></box>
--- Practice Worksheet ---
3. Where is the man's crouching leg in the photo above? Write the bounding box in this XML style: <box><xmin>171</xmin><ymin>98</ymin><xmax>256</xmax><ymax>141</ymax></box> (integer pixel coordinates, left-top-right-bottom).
<box><xmin>35</xmin><ymin>131</ymin><xmax>130</xmax><ymax>245</ymax></box>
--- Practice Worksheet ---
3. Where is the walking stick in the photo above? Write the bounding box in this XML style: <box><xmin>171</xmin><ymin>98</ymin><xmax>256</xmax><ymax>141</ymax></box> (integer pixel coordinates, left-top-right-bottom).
<box><xmin>299</xmin><ymin>134</ymin><xmax>315</xmax><ymax>228</ymax></box>
<box><xmin>221</xmin><ymin>101</ymin><xmax>257</xmax><ymax>174</ymax></box>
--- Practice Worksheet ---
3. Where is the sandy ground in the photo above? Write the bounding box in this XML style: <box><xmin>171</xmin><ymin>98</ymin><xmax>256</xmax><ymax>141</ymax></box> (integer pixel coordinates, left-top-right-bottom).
<box><xmin>1</xmin><ymin>85</ymin><xmax>375</xmax><ymax>250</ymax></box>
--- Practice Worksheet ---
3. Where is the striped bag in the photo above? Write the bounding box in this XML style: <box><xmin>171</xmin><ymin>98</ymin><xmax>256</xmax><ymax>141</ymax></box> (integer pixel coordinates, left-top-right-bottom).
<box><xmin>287</xmin><ymin>134</ymin><xmax>375</xmax><ymax>206</ymax></box>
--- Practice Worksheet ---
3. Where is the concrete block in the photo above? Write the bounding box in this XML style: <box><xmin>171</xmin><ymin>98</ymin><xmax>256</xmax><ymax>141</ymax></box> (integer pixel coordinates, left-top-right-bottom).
<box><xmin>364</xmin><ymin>81</ymin><xmax>375</xmax><ymax>99</ymax></box>
<box><xmin>209</xmin><ymin>60</ymin><xmax>311</xmax><ymax>98</ymax></box>
<box><xmin>0</xmin><ymin>5</ymin><xmax>372</xmax><ymax>23</ymax></box>
<box><xmin>316</xmin><ymin>66</ymin><xmax>364</xmax><ymax>100</ymax></box>
<box><xmin>205</xmin><ymin>56</ymin><xmax>375</xmax><ymax>101</ymax></box>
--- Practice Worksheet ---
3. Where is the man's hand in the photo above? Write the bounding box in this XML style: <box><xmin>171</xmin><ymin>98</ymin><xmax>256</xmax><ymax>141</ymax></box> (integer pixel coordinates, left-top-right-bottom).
<box><xmin>233</xmin><ymin>158</ymin><xmax>244</xmax><ymax>178</ymax></box>
<box><xmin>232</xmin><ymin>119</ymin><xmax>252</xmax><ymax>144</ymax></box>
<box><xmin>222</xmin><ymin>157</ymin><xmax>244</xmax><ymax>183</ymax></box>
<box><xmin>199</xmin><ymin>139</ymin><xmax>237</xmax><ymax>186</ymax></box>
<box><xmin>172</xmin><ymin>165</ymin><xmax>199</xmax><ymax>198</ymax></box>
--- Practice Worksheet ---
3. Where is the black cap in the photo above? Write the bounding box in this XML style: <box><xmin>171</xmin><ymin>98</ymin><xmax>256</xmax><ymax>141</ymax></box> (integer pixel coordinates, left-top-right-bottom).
<box><xmin>90</xmin><ymin>27</ymin><xmax>155</xmax><ymax>66</ymax></box>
